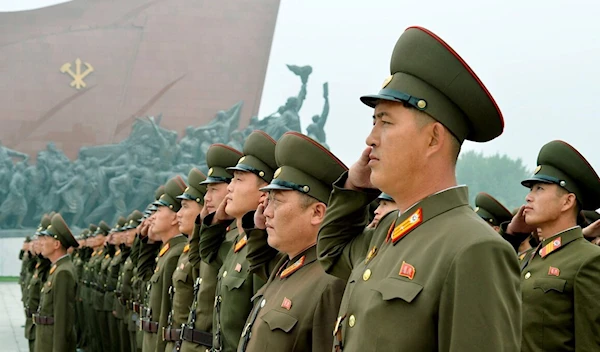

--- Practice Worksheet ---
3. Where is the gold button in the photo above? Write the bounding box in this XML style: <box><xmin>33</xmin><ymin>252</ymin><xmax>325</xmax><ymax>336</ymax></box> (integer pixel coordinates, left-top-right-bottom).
<box><xmin>363</xmin><ymin>269</ymin><xmax>371</xmax><ymax>281</ymax></box>
<box><xmin>260</xmin><ymin>299</ymin><xmax>266</xmax><ymax>308</ymax></box>
<box><xmin>525</xmin><ymin>272</ymin><xmax>531</xmax><ymax>279</ymax></box>
<box><xmin>348</xmin><ymin>315</ymin><xmax>356</xmax><ymax>327</ymax></box>
<box><xmin>223</xmin><ymin>271</ymin><xmax>227</xmax><ymax>278</ymax></box>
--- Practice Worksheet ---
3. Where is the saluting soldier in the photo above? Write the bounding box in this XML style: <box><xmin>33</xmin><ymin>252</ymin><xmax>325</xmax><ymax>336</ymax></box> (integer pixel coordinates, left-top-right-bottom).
<box><xmin>106</xmin><ymin>216</ymin><xmax>128</xmax><ymax>350</ymax></box>
<box><xmin>24</xmin><ymin>215</ymin><xmax>52</xmax><ymax>352</ymax></box>
<box><xmin>366</xmin><ymin>193</ymin><xmax>398</xmax><ymax>229</ymax></box>
<box><xmin>238</xmin><ymin>132</ymin><xmax>347</xmax><ymax>352</ymax></box>
<box><xmin>163</xmin><ymin>168</ymin><xmax>207</xmax><ymax>351</ymax></box>
<box><xmin>34</xmin><ymin>213</ymin><xmax>80</xmax><ymax>352</ymax></box>
<box><xmin>503</xmin><ymin>140</ymin><xmax>600</xmax><ymax>351</ymax></box>
<box><xmin>317</xmin><ymin>26</ymin><xmax>521</xmax><ymax>351</ymax></box>
<box><xmin>199</xmin><ymin>131</ymin><xmax>278</xmax><ymax>352</ymax></box>
<box><xmin>181</xmin><ymin>144</ymin><xmax>242</xmax><ymax>352</ymax></box>
<box><xmin>474</xmin><ymin>192</ymin><xmax>513</xmax><ymax>232</ymax></box>
<box><xmin>141</xmin><ymin>176</ymin><xmax>188</xmax><ymax>352</ymax></box>
<box><xmin>582</xmin><ymin>210</ymin><xmax>600</xmax><ymax>245</ymax></box>
<box><xmin>90</xmin><ymin>221</ymin><xmax>112</xmax><ymax>352</ymax></box>
<box><xmin>72</xmin><ymin>228</ymin><xmax>91</xmax><ymax>349</ymax></box>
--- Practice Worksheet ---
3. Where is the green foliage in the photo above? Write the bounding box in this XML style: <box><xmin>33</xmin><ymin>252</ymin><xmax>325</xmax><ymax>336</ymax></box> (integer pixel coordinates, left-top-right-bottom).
<box><xmin>456</xmin><ymin>150</ymin><xmax>531</xmax><ymax>210</ymax></box>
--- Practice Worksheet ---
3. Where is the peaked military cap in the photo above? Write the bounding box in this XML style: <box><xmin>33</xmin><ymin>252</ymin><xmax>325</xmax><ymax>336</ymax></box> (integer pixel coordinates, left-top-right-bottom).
<box><xmin>88</xmin><ymin>223</ymin><xmax>98</xmax><ymax>234</ymax></box>
<box><xmin>36</xmin><ymin>214</ymin><xmax>52</xmax><ymax>235</ymax></box>
<box><xmin>155</xmin><ymin>185</ymin><xmax>166</xmax><ymax>200</ymax></box>
<box><xmin>474</xmin><ymin>192</ymin><xmax>512</xmax><ymax>226</ymax></box>
<box><xmin>360</xmin><ymin>26</ymin><xmax>503</xmax><ymax>143</ymax></box>
<box><xmin>44</xmin><ymin>213</ymin><xmax>79</xmax><ymax>249</ymax></box>
<box><xmin>153</xmin><ymin>175</ymin><xmax>187</xmax><ymax>212</ymax></box>
<box><xmin>126</xmin><ymin>210</ymin><xmax>144</xmax><ymax>229</ymax></box>
<box><xmin>94</xmin><ymin>221</ymin><xmax>111</xmax><ymax>236</ymax></box>
<box><xmin>177</xmin><ymin>168</ymin><xmax>208</xmax><ymax>204</ymax></box>
<box><xmin>228</xmin><ymin>130</ymin><xmax>278</xmax><ymax>183</ymax></box>
<box><xmin>378</xmin><ymin>193</ymin><xmax>394</xmax><ymax>202</ymax></box>
<box><xmin>201</xmin><ymin>144</ymin><xmax>243</xmax><ymax>185</ymax></box>
<box><xmin>112</xmin><ymin>216</ymin><xmax>127</xmax><ymax>232</ymax></box>
<box><xmin>78</xmin><ymin>229</ymin><xmax>90</xmax><ymax>240</ymax></box>
<box><xmin>521</xmin><ymin>140</ymin><xmax>600</xmax><ymax>210</ymax></box>
<box><xmin>261</xmin><ymin>132</ymin><xmax>348</xmax><ymax>204</ymax></box>
<box><xmin>25</xmin><ymin>236</ymin><xmax>31</xmax><ymax>243</ymax></box>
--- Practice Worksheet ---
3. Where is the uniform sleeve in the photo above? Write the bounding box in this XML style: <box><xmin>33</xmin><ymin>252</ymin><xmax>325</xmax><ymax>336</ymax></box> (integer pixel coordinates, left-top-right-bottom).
<box><xmin>52</xmin><ymin>270</ymin><xmax>77</xmax><ymax>352</ymax></box>
<box><xmin>156</xmin><ymin>251</ymin><xmax>183</xmax><ymax>352</ymax></box>
<box><xmin>189</xmin><ymin>215</ymin><xmax>202</xmax><ymax>271</ymax></box>
<box><xmin>438</xmin><ymin>238</ymin><xmax>521</xmax><ymax>351</ymax></box>
<box><xmin>311</xmin><ymin>278</ymin><xmax>346</xmax><ymax>352</ymax></box>
<box><xmin>317</xmin><ymin>172</ymin><xmax>378</xmax><ymax>281</ymax></box>
<box><xmin>574</xmin><ymin>251</ymin><xmax>600</xmax><ymax>351</ymax></box>
<box><xmin>137</xmin><ymin>237</ymin><xmax>161</xmax><ymax>281</ymax></box>
<box><xmin>198</xmin><ymin>213</ymin><xmax>231</xmax><ymax>265</ymax></box>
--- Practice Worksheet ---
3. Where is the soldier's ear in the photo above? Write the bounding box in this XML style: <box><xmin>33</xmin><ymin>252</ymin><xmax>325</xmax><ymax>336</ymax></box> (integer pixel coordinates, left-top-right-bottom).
<box><xmin>310</xmin><ymin>202</ymin><xmax>327</xmax><ymax>226</ymax></box>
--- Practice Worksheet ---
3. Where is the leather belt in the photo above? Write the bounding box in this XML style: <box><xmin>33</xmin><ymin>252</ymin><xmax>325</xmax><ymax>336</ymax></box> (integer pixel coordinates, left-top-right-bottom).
<box><xmin>162</xmin><ymin>327</ymin><xmax>182</xmax><ymax>342</ymax></box>
<box><xmin>24</xmin><ymin>308</ymin><xmax>35</xmax><ymax>318</ymax></box>
<box><xmin>141</xmin><ymin>319</ymin><xmax>159</xmax><ymax>333</ymax></box>
<box><xmin>181</xmin><ymin>326</ymin><xmax>212</xmax><ymax>347</ymax></box>
<box><xmin>32</xmin><ymin>314</ymin><xmax>55</xmax><ymax>325</ymax></box>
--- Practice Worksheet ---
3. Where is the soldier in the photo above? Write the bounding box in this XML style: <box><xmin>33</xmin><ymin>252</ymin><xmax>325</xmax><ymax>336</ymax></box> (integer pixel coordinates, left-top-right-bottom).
<box><xmin>34</xmin><ymin>213</ymin><xmax>79</xmax><ymax>352</ymax></box>
<box><xmin>24</xmin><ymin>215</ymin><xmax>52</xmax><ymax>352</ymax></box>
<box><xmin>317</xmin><ymin>26</ymin><xmax>521</xmax><ymax>351</ymax></box>
<box><xmin>502</xmin><ymin>140</ymin><xmax>600</xmax><ymax>351</ymax></box>
<box><xmin>366</xmin><ymin>193</ymin><xmax>398</xmax><ymax>229</ymax></box>
<box><xmin>89</xmin><ymin>221</ymin><xmax>112</xmax><ymax>352</ymax></box>
<box><xmin>238</xmin><ymin>132</ymin><xmax>347</xmax><ymax>352</ymax></box>
<box><xmin>72</xmin><ymin>228</ymin><xmax>91</xmax><ymax>349</ymax></box>
<box><xmin>180</xmin><ymin>144</ymin><xmax>242</xmax><ymax>352</ymax></box>
<box><xmin>140</xmin><ymin>176</ymin><xmax>187</xmax><ymax>352</ymax></box>
<box><xmin>105</xmin><ymin>216</ymin><xmax>128</xmax><ymax>350</ymax></box>
<box><xmin>474</xmin><ymin>192</ymin><xmax>513</xmax><ymax>232</ymax></box>
<box><xmin>199</xmin><ymin>131</ymin><xmax>277</xmax><ymax>352</ymax></box>
<box><xmin>163</xmin><ymin>168</ymin><xmax>207</xmax><ymax>351</ymax></box>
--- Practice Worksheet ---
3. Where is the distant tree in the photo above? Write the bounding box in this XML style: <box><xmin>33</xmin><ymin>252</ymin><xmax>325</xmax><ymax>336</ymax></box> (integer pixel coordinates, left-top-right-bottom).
<box><xmin>456</xmin><ymin>150</ymin><xmax>531</xmax><ymax>210</ymax></box>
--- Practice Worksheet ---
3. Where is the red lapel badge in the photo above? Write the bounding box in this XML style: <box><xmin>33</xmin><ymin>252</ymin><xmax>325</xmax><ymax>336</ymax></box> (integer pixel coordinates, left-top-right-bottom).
<box><xmin>548</xmin><ymin>266</ymin><xmax>560</xmax><ymax>277</ymax></box>
<box><xmin>399</xmin><ymin>261</ymin><xmax>416</xmax><ymax>280</ymax></box>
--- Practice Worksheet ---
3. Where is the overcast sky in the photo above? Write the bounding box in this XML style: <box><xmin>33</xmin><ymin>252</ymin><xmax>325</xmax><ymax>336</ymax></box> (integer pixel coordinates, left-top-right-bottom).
<box><xmin>2</xmin><ymin>0</ymin><xmax>599</xmax><ymax>172</ymax></box>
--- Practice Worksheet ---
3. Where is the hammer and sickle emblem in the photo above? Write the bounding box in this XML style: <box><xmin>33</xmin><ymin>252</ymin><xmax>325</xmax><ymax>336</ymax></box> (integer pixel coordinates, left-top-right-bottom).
<box><xmin>60</xmin><ymin>58</ymin><xmax>94</xmax><ymax>89</ymax></box>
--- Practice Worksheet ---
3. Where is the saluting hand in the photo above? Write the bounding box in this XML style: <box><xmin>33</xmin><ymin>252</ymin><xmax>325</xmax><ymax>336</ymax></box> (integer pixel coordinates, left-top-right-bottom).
<box><xmin>345</xmin><ymin>146</ymin><xmax>376</xmax><ymax>190</ymax></box>
<box><xmin>200</xmin><ymin>203</ymin><xmax>209</xmax><ymax>221</ymax></box>
<box><xmin>212</xmin><ymin>197</ymin><xmax>233</xmax><ymax>224</ymax></box>
<box><xmin>254</xmin><ymin>198</ymin><xmax>268</xmax><ymax>230</ymax></box>
<box><xmin>506</xmin><ymin>206</ymin><xmax>537</xmax><ymax>235</ymax></box>
<box><xmin>583</xmin><ymin>219</ymin><xmax>600</xmax><ymax>238</ymax></box>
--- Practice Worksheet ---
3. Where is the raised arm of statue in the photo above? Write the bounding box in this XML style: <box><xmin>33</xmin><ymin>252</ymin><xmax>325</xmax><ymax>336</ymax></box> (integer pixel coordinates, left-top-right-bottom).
<box><xmin>319</xmin><ymin>82</ymin><xmax>329</xmax><ymax>128</ymax></box>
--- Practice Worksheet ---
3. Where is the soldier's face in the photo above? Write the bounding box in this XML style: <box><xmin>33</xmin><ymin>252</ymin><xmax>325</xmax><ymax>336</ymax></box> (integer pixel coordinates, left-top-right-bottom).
<box><xmin>177</xmin><ymin>199</ymin><xmax>202</xmax><ymax>235</ymax></box>
<box><xmin>370</xmin><ymin>200</ymin><xmax>399</xmax><ymax>228</ymax></box>
<box><xmin>264</xmin><ymin>190</ymin><xmax>320</xmax><ymax>256</ymax></box>
<box><xmin>225</xmin><ymin>171</ymin><xmax>267</xmax><ymax>219</ymax></box>
<box><xmin>366</xmin><ymin>101</ymin><xmax>429</xmax><ymax>197</ymax></box>
<box><xmin>524</xmin><ymin>183</ymin><xmax>573</xmax><ymax>227</ymax></box>
<box><xmin>151</xmin><ymin>206</ymin><xmax>178</xmax><ymax>236</ymax></box>
<box><xmin>204</xmin><ymin>183</ymin><xmax>228</xmax><ymax>214</ymax></box>
<box><xmin>40</xmin><ymin>237</ymin><xmax>59</xmax><ymax>257</ymax></box>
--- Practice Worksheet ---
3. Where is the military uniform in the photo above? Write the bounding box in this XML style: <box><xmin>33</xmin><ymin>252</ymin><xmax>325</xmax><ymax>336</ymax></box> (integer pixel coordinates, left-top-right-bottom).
<box><xmin>34</xmin><ymin>213</ymin><xmax>80</xmax><ymax>352</ymax></box>
<box><xmin>199</xmin><ymin>131</ymin><xmax>278</xmax><ymax>352</ymax></box>
<box><xmin>515</xmin><ymin>140</ymin><xmax>600</xmax><ymax>351</ymax></box>
<box><xmin>317</xmin><ymin>27</ymin><xmax>521</xmax><ymax>351</ymax></box>
<box><xmin>141</xmin><ymin>176</ymin><xmax>187</xmax><ymax>352</ymax></box>
<box><xmin>181</xmin><ymin>144</ymin><xmax>242</xmax><ymax>352</ymax></box>
<box><xmin>238</xmin><ymin>132</ymin><xmax>348</xmax><ymax>352</ymax></box>
<box><xmin>163</xmin><ymin>169</ymin><xmax>207</xmax><ymax>352</ymax></box>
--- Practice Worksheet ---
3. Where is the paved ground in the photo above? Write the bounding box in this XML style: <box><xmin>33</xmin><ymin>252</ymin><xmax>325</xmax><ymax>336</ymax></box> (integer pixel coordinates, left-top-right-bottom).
<box><xmin>0</xmin><ymin>282</ymin><xmax>28</xmax><ymax>352</ymax></box>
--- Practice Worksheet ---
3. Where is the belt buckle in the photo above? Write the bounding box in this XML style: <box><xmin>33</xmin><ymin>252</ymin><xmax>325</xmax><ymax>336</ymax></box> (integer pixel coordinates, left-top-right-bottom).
<box><xmin>162</xmin><ymin>326</ymin><xmax>166</xmax><ymax>341</ymax></box>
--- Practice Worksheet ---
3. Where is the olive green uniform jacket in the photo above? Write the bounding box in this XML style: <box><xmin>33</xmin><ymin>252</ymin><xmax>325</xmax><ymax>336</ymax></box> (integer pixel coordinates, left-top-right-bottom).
<box><xmin>142</xmin><ymin>234</ymin><xmax>186</xmax><ymax>352</ymax></box>
<box><xmin>24</xmin><ymin>257</ymin><xmax>51</xmax><ymax>342</ymax></box>
<box><xmin>199</xmin><ymin>215</ymin><xmax>265</xmax><ymax>352</ymax></box>
<box><xmin>239</xmin><ymin>238</ymin><xmax>345</xmax><ymax>352</ymax></box>
<box><xmin>34</xmin><ymin>254</ymin><xmax>78</xmax><ymax>352</ymax></box>
<box><xmin>317</xmin><ymin>175</ymin><xmax>522</xmax><ymax>351</ymax></box>
<box><xmin>520</xmin><ymin>226</ymin><xmax>600</xmax><ymax>351</ymax></box>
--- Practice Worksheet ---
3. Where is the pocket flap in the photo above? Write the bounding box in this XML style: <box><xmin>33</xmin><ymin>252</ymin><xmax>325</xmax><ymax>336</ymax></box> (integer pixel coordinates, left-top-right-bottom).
<box><xmin>223</xmin><ymin>275</ymin><xmax>245</xmax><ymax>291</ymax></box>
<box><xmin>372</xmin><ymin>277</ymin><xmax>423</xmax><ymax>302</ymax></box>
<box><xmin>261</xmin><ymin>309</ymin><xmax>298</xmax><ymax>333</ymax></box>
<box><xmin>534</xmin><ymin>278</ymin><xmax>566</xmax><ymax>293</ymax></box>
<box><xmin>173</xmin><ymin>269</ymin><xmax>188</xmax><ymax>283</ymax></box>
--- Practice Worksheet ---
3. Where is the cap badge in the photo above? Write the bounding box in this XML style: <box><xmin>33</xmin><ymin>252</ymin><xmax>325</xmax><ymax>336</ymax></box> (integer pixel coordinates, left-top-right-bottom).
<box><xmin>238</xmin><ymin>156</ymin><xmax>246</xmax><ymax>164</ymax></box>
<box><xmin>208</xmin><ymin>168</ymin><xmax>214</xmax><ymax>176</ymax></box>
<box><xmin>381</xmin><ymin>75</ymin><xmax>393</xmax><ymax>89</ymax></box>
<box><xmin>534</xmin><ymin>165</ymin><xmax>542</xmax><ymax>174</ymax></box>
<box><xmin>185</xmin><ymin>187</ymin><xmax>190</xmax><ymax>192</ymax></box>
<box><xmin>274</xmin><ymin>168</ymin><xmax>282</xmax><ymax>179</ymax></box>
<box><xmin>474</xmin><ymin>207</ymin><xmax>479</xmax><ymax>213</ymax></box>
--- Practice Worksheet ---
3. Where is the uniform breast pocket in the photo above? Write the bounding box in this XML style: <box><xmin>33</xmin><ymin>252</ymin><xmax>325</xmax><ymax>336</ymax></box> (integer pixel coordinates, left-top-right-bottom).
<box><xmin>261</xmin><ymin>309</ymin><xmax>298</xmax><ymax>333</ymax></box>
<box><xmin>372</xmin><ymin>277</ymin><xmax>423</xmax><ymax>303</ymax></box>
<box><xmin>223</xmin><ymin>275</ymin><xmax>245</xmax><ymax>291</ymax></box>
<box><xmin>172</xmin><ymin>269</ymin><xmax>188</xmax><ymax>284</ymax></box>
<box><xmin>533</xmin><ymin>278</ymin><xmax>566</xmax><ymax>294</ymax></box>
<box><xmin>39</xmin><ymin>282</ymin><xmax>54</xmax><ymax>313</ymax></box>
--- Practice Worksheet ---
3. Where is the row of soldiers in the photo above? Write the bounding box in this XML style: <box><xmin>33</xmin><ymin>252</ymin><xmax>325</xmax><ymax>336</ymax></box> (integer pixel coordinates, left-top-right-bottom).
<box><xmin>18</xmin><ymin>25</ymin><xmax>600</xmax><ymax>352</ymax></box>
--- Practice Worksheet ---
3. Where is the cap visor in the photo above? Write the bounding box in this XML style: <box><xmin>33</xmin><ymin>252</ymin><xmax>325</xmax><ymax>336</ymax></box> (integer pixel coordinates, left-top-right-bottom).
<box><xmin>259</xmin><ymin>183</ymin><xmax>295</xmax><ymax>192</ymax></box>
<box><xmin>360</xmin><ymin>93</ymin><xmax>406</xmax><ymax>108</ymax></box>
<box><xmin>521</xmin><ymin>177</ymin><xmax>554</xmax><ymax>188</ymax></box>
<box><xmin>176</xmin><ymin>194</ymin><xmax>194</xmax><ymax>201</ymax></box>
<box><xmin>199</xmin><ymin>176</ymin><xmax>228</xmax><ymax>185</ymax></box>
<box><xmin>226</xmin><ymin>166</ymin><xmax>248</xmax><ymax>173</ymax></box>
